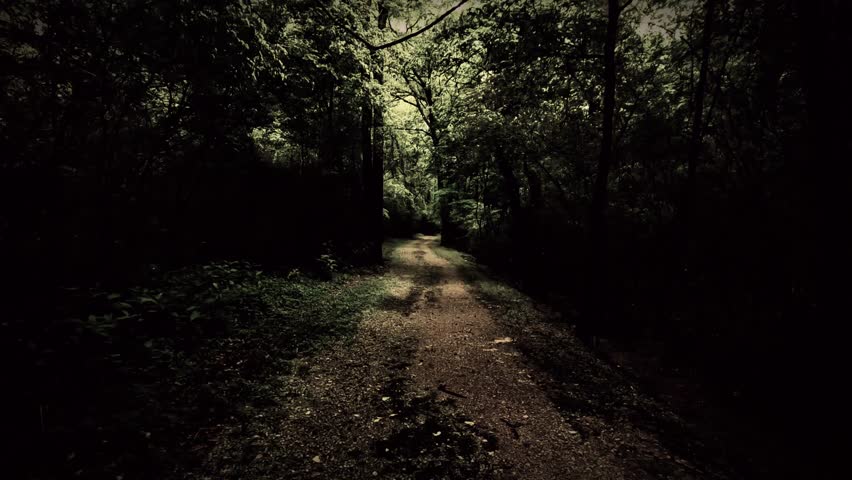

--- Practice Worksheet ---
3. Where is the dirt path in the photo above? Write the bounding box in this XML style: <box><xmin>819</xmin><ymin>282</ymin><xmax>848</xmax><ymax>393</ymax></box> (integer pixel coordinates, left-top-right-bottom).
<box><xmin>401</xmin><ymin>236</ymin><xmax>616</xmax><ymax>479</ymax></box>
<box><xmin>200</xmin><ymin>236</ymin><xmax>732</xmax><ymax>479</ymax></box>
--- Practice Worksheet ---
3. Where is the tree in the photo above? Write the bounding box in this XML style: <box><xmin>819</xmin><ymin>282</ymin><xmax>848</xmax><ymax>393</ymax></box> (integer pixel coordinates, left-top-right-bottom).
<box><xmin>590</xmin><ymin>0</ymin><xmax>635</xmax><ymax>250</ymax></box>
<box><xmin>681</xmin><ymin>0</ymin><xmax>716</xmax><ymax>244</ymax></box>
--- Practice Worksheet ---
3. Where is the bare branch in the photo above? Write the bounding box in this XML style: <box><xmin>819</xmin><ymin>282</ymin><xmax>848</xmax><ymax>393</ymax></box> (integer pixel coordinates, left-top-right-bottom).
<box><xmin>619</xmin><ymin>0</ymin><xmax>637</xmax><ymax>14</ymax></box>
<box><xmin>373</xmin><ymin>0</ymin><xmax>469</xmax><ymax>51</ymax></box>
<box><xmin>322</xmin><ymin>0</ymin><xmax>469</xmax><ymax>52</ymax></box>
<box><xmin>386</xmin><ymin>126</ymin><xmax>431</xmax><ymax>136</ymax></box>
<box><xmin>389</xmin><ymin>93</ymin><xmax>421</xmax><ymax>109</ymax></box>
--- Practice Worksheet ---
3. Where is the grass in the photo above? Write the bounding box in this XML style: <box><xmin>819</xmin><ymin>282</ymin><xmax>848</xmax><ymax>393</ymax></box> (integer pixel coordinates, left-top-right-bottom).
<box><xmin>11</xmin><ymin>260</ymin><xmax>389</xmax><ymax>480</ymax></box>
<box><xmin>432</xmin><ymin>243</ymin><xmax>537</xmax><ymax>315</ymax></box>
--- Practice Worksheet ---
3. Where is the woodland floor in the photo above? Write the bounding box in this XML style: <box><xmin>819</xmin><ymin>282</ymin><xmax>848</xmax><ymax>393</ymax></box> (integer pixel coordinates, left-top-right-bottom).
<box><xmin>186</xmin><ymin>236</ymin><xmax>740</xmax><ymax>479</ymax></box>
<box><xmin>17</xmin><ymin>236</ymin><xmax>776</xmax><ymax>479</ymax></box>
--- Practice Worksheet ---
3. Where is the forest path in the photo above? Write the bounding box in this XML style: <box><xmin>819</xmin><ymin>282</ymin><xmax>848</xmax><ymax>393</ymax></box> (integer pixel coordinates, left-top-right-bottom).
<box><xmin>388</xmin><ymin>236</ymin><xmax>606</xmax><ymax>479</ymax></box>
<box><xmin>235</xmin><ymin>236</ymin><xmax>728</xmax><ymax>479</ymax></box>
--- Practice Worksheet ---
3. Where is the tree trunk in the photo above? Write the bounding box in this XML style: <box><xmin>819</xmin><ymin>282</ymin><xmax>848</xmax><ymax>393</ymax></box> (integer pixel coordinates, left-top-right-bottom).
<box><xmin>370</xmin><ymin>88</ymin><xmax>385</xmax><ymax>260</ymax></box>
<box><xmin>360</xmin><ymin>2</ymin><xmax>389</xmax><ymax>262</ymax></box>
<box><xmin>683</xmin><ymin>0</ymin><xmax>716</xmax><ymax>229</ymax></box>
<box><xmin>369</xmin><ymin>3</ymin><xmax>389</xmax><ymax>261</ymax></box>
<box><xmin>427</xmin><ymin>114</ymin><xmax>453</xmax><ymax>245</ymax></box>
<box><xmin>583</xmin><ymin>0</ymin><xmax>621</xmax><ymax>344</ymax></box>
<box><xmin>360</xmin><ymin>97</ymin><xmax>374</xmax><ymax>255</ymax></box>
<box><xmin>590</xmin><ymin>0</ymin><xmax>620</xmax><ymax>249</ymax></box>
<box><xmin>496</xmin><ymin>150</ymin><xmax>521</xmax><ymax>215</ymax></box>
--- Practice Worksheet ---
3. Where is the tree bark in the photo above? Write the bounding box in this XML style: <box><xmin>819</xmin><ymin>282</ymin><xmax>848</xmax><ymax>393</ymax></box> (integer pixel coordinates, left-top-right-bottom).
<box><xmin>683</xmin><ymin>0</ymin><xmax>716</xmax><ymax>228</ymax></box>
<box><xmin>589</xmin><ymin>0</ymin><xmax>620</xmax><ymax>249</ymax></box>
<box><xmin>365</xmin><ymin>2</ymin><xmax>390</xmax><ymax>262</ymax></box>
<box><xmin>360</xmin><ymin>92</ymin><xmax>376</xmax><ymax>258</ymax></box>
<box><xmin>582</xmin><ymin>0</ymin><xmax>624</xmax><ymax>344</ymax></box>
<box><xmin>426</xmin><ymin>110</ymin><xmax>453</xmax><ymax>245</ymax></box>
<box><xmin>496</xmin><ymin>150</ymin><xmax>521</xmax><ymax>215</ymax></box>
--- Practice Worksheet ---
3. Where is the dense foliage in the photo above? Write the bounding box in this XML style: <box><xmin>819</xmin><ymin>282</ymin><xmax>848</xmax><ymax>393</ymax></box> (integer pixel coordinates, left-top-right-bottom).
<box><xmin>1</xmin><ymin>0</ymin><xmax>392</xmax><ymax>293</ymax></box>
<box><xmin>2</xmin><ymin>0</ymin><xmax>848</xmax><ymax>477</ymax></box>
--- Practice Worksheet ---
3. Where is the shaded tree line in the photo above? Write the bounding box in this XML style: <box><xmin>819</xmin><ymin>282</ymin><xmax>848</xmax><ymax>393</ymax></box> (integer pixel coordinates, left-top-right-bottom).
<box><xmin>1</xmin><ymin>0</ymin><xmax>406</xmax><ymax>297</ymax></box>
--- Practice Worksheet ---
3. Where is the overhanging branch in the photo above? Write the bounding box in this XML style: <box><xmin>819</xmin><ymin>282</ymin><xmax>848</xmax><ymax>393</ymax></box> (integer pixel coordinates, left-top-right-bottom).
<box><xmin>323</xmin><ymin>0</ymin><xmax>470</xmax><ymax>52</ymax></box>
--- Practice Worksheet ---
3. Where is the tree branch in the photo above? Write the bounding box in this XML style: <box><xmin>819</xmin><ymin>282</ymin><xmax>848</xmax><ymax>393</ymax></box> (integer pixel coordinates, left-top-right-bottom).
<box><xmin>373</xmin><ymin>0</ymin><xmax>469</xmax><ymax>51</ymax></box>
<box><xmin>389</xmin><ymin>92</ymin><xmax>421</xmax><ymax>109</ymax></box>
<box><xmin>386</xmin><ymin>126</ymin><xmax>431</xmax><ymax>136</ymax></box>
<box><xmin>324</xmin><ymin>0</ymin><xmax>470</xmax><ymax>52</ymax></box>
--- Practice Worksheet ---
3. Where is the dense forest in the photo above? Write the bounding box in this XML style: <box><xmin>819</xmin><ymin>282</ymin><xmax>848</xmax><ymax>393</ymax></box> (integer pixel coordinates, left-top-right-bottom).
<box><xmin>2</xmin><ymin>0</ymin><xmax>848</xmax><ymax>478</ymax></box>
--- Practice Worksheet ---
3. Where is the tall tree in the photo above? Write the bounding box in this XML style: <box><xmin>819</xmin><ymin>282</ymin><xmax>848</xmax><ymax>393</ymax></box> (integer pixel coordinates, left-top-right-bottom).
<box><xmin>585</xmin><ymin>0</ymin><xmax>634</xmax><ymax>340</ymax></box>
<box><xmin>590</xmin><ymin>0</ymin><xmax>633</xmax><ymax>247</ymax></box>
<box><xmin>682</xmin><ymin>0</ymin><xmax>716</xmax><ymax>236</ymax></box>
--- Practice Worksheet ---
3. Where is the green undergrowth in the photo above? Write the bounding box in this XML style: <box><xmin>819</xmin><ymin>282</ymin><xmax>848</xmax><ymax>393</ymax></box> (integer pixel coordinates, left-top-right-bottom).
<box><xmin>433</xmin><ymin>244</ymin><xmax>537</xmax><ymax>317</ymax></box>
<box><xmin>12</xmin><ymin>260</ymin><xmax>388</xmax><ymax>479</ymax></box>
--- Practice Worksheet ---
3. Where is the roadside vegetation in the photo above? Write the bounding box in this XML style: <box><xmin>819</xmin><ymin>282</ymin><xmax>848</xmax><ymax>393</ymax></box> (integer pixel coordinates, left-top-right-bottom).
<box><xmin>7</xmin><ymin>260</ymin><xmax>388</xmax><ymax>479</ymax></box>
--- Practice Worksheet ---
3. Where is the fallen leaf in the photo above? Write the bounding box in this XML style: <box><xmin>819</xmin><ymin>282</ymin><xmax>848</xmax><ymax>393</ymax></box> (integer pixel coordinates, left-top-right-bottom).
<box><xmin>381</xmin><ymin>396</ymin><xmax>391</xmax><ymax>402</ymax></box>
<box><xmin>464</xmin><ymin>421</ymin><xmax>475</xmax><ymax>426</ymax></box>
<box><xmin>312</xmin><ymin>455</ymin><xmax>321</xmax><ymax>463</ymax></box>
